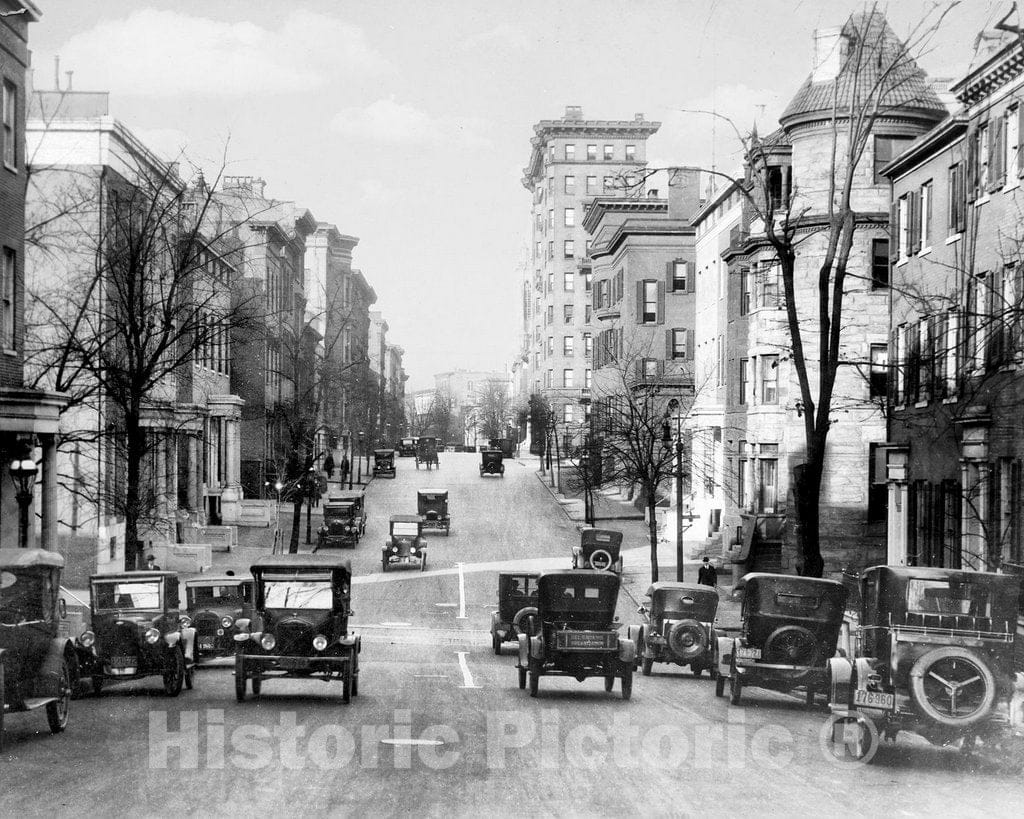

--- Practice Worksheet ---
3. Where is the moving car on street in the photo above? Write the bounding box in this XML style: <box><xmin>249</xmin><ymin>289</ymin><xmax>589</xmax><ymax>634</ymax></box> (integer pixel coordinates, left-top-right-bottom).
<box><xmin>572</xmin><ymin>528</ymin><xmax>623</xmax><ymax>573</ymax></box>
<box><xmin>383</xmin><ymin>515</ymin><xmax>428</xmax><ymax>572</ymax></box>
<box><xmin>326</xmin><ymin>489</ymin><xmax>367</xmax><ymax>536</ymax></box>
<box><xmin>183</xmin><ymin>576</ymin><xmax>253</xmax><ymax>662</ymax></box>
<box><xmin>716</xmin><ymin>573</ymin><xmax>846</xmax><ymax>707</ymax></box>
<box><xmin>317</xmin><ymin>500</ymin><xmax>360</xmax><ymax>550</ymax></box>
<box><xmin>516</xmin><ymin>570</ymin><xmax>637</xmax><ymax>699</ymax></box>
<box><xmin>479</xmin><ymin>448</ymin><xmax>505</xmax><ymax>477</ymax></box>
<box><xmin>417</xmin><ymin>490</ymin><xmax>451</xmax><ymax>535</ymax></box>
<box><xmin>397</xmin><ymin>437</ymin><xmax>418</xmax><ymax>457</ymax></box>
<box><xmin>233</xmin><ymin>554</ymin><xmax>360</xmax><ymax>703</ymax></box>
<box><xmin>488</xmin><ymin>438</ymin><xmax>515</xmax><ymax>458</ymax></box>
<box><xmin>415</xmin><ymin>436</ymin><xmax>440</xmax><ymax>470</ymax></box>
<box><xmin>0</xmin><ymin>549</ymin><xmax>76</xmax><ymax>751</ymax></box>
<box><xmin>373</xmin><ymin>448</ymin><xmax>396</xmax><ymax>479</ymax></box>
<box><xmin>76</xmin><ymin>571</ymin><xmax>195</xmax><ymax>697</ymax></box>
<box><xmin>824</xmin><ymin>565</ymin><xmax>1021</xmax><ymax>762</ymax></box>
<box><xmin>639</xmin><ymin>582</ymin><xmax>719</xmax><ymax>677</ymax></box>
<box><xmin>490</xmin><ymin>572</ymin><xmax>539</xmax><ymax>654</ymax></box>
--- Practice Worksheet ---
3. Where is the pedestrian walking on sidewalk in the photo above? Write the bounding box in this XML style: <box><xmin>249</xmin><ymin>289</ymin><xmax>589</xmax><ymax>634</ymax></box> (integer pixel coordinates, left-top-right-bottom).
<box><xmin>340</xmin><ymin>455</ymin><xmax>350</xmax><ymax>485</ymax></box>
<box><xmin>324</xmin><ymin>452</ymin><xmax>336</xmax><ymax>479</ymax></box>
<box><xmin>698</xmin><ymin>556</ymin><xmax>718</xmax><ymax>587</ymax></box>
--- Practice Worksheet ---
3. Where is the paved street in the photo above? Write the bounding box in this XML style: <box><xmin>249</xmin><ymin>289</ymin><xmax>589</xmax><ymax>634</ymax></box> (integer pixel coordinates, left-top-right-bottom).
<box><xmin>5</xmin><ymin>453</ymin><xmax>1024</xmax><ymax>816</ymax></box>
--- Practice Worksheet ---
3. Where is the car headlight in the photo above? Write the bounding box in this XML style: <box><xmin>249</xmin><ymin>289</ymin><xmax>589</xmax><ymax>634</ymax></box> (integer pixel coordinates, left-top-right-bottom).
<box><xmin>221</xmin><ymin>615</ymin><xmax>234</xmax><ymax>629</ymax></box>
<box><xmin>79</xmin><ymin>630</ymin><xmax>95</xmax><ymax>648</ymax></box>
<box><xmin>145</xmin><ymin>627</ymin><xmax>161</xmax><ymax>645</ymax></box>
<box><xmin>313</xmin><ymin>634</ymin><xmax>328</xmax><ymax>651</ymax></box>
<box><xmin>261</xmin><ymin>633</ymin><xmax>277</xmax><ymax>651</ymax></box>
<box><xmin>392</xmin><ymin>546</ymin><xmax>399</xmax><ymax>553</ymax></box>
<box><xmin>410</xmin><ymin>546</ymin><xmax>417</xmax><ymax>553</ymax></box>
<box><xmin>179</xmin><ymin>615</ymin><xmax>192</xmax><ymax>628</ymax></box>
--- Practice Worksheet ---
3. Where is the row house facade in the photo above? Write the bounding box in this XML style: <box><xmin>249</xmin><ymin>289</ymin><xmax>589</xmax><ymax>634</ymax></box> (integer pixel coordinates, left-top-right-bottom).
<box><xmin>883</xmin><ymin>28</ymin><xmax>1024</xmax><ymax>572</ymax></box>
<box><xmin>521</xmin><ymin>106</ymin><xmax>660</xmax><ymax>447</ymax></box>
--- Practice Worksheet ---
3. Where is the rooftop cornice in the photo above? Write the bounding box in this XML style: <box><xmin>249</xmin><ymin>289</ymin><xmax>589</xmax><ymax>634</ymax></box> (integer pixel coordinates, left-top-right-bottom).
<box><xmin>952</xmin><ymin>38</ymin><xmax>1024</xmax><ymax>106</ymax></box>
<box><xmin>880</xmin><ymin>114</ymin><xmax>968</xmax><ymax>179</ymax></box>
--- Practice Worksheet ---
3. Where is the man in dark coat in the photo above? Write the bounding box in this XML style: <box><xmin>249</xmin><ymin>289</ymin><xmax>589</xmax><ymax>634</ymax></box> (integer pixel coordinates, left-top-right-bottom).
<box><xmin>697</xmin><ymin>556</ymin><xmax>718</xmax><ymax>587</ymax></box>
<box><xmin>324</xmin><ymin>452</ymin><xmax>336</xmax><ymax>479</ymax></box>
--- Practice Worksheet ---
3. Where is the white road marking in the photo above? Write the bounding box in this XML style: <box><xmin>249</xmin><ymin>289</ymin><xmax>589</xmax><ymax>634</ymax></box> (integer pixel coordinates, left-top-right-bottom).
<box><xmin>380</xmin><ymin>738</ymin><xmax>444</xmax><ymax>746</ymax></box>
<box><xmin>379</xmin><ymin>621</ymin><xmax>412</xmax><ymax>627</ymax></box>
<box><xmin>434</xmin><ymin>603</ymin><xmax>457</xmax><ymax>608</ymax></box>
<box><xmin>413</xmin><ymin>674</ymin><xmax>448</xmax><ymax>679</ymax></box>
<box><xmin>456</xmin><ymin>651</ymin><xmax>481</xmax><ymax>689</ymax></box>
<box><xmin>456</xmin><ymin>562</ymin><xmax>467</xmax><ymax>620</ymax></box>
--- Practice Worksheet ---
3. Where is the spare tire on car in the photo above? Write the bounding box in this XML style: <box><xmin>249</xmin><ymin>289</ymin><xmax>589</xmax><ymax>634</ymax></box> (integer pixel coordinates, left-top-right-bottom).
<box><xmin>667</xmin><ymin>619</ymin><xmax>706</xmax><ymax>661</ymax></box>
<box><xmin>908</xmin><ymin>646</ymin><xmax>996</xmax><ymax>728</ymax></box>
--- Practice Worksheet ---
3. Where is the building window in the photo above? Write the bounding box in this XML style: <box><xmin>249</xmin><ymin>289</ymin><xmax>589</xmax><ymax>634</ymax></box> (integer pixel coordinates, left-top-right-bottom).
<box><xmin>739</xmin><ymin>358</ymin><xmax>749</xmax><ymax>405</ymax></box>
<box><xmin>737</xmin><ymin>457</ymin><xmax>748</xmax><ymax>511</ymax></box>
<box><xmin>546</xmin><ymin>305</ymin><xmax>553</xmax><ymax>325</ymax></box>
<box><xmin>761</xmin><ymin>355</ymin><xmax>779</xmax><ymax>404</ymax></box>
<box><xmin>872</xmin><ymin>239</ymin><xmax>890</xmax><ymax>288</ymax></box>
<box><xmin>672</xmin><ymin>260</ymin><xmax>688</xmax><ymax>292</ymax></box>
<box><xmin>564</xmin><ymin>175</ymin><xmax>575</xmax><ymax>194</ymax></box>
<box><xmin>563</xmin><ymin>271</ymin><xmax>574</xmax><ymax>291</ymax></box>
<box><xmin>1008</xmin><ymin>106</ymin><xmax>1022</xmax><ymax>180</ymax></box>
<box><xmin>739</xmin><ymin>267</ymin><xmax>751</xmax><ymax>315</ymax></box>
<box><xmin>1</xmin><ymin>247</ymin><xmax>13</xmax><ymax>349</ymax></box>
<box><xmin>563</xmin><ymin>336</ymin><xmax>574</xmax><ymax>355</ymax></box>
<box><xmin>563</xmin><ymin>240</ymin><xmax>574</xmax><ymax>258</ymax></box>
<box><xmin>642</xmin><ymin>358</ymin><xmax>658</xmax><ymax>379</ymax></box>
<box><xmin>585</xmin><ymin>304</ymin><xmax>592</xmax><ymax>322</ymax></box>
<box><xmin>874</xmin><ymin>135</ymin><xmax>913</xmax><ymax>183</ymax></box>
<box><xmin>586</xmin><ymin>144</ymin><xmax>597</xmax><ymax>161</ymax></box>
<box><xmin>625</xmin><ymin>144</ymin><xmax>636</xmax><ymax>161</ymax></box>
<box><xmin>547</xmin><ymin>271</ymin><xmax>553</xmax><ymax>292</ymax></box>
<box><xmin>585</xmin><ymin>368</ymin><xmax>592</xmax><ymax>389</ymax></box>
<box><xmin>548</xmin><ymin>145</ymin><xmax>555</xmax><ymax>163</ymax></box>
<box><xmin>584</xmin><ymin>270</ymin><xmax>592</xmax><ymax>291</ymax></box>
<box><xmin>760</xmin><ymin>264</ymin><xmax>780</xmax><ymax>306</ymax></box>
<box><xmin>563</xmin><ymin>304</ymin><xmax>573</xmax><ymax>323</ymax></box>
<box><xmin>976</xmin><ymin>123</ymin><xmax>990</xmax><ymax>198</ymax></box>
<box><xmin>547</xmin><ymin>336</ymin><xmax>554</xmax><ymax>357</ymax></box>
<box><xmin>584</xmin><ymin>333</ymin><xmax>592</xmax><ymax>357</ymax></box>
<box><xmin>641</xmin><ymin>280</ymin><xmax>658</xmax><ymax>323</ymax></box>
<box><xmin>564</xmin><ymin>208</ymin><xmax>575</xmax><ymax>227</ymax></box>
<box><xmin>548</xmin><ymin>241</ymin><xmax>554</xmax><ymax>260</ymax></box>
<box><xmin>563</xmin><ymin>369</ymin><xmax>574</xmax><ymax>388</ymax></box>
<box><xmin>671</xmin><ymin>328</ymin><xmax>688</xmax><ymax>359</ymax></box>
<box><xmin>603</xmin><ymin>145</ymin><xmax>613</xmax><ymax>160</ymax></box>
<box><xmin>564</xmin><ymin>144</ymin><xmax>575</xmax><ymax>161</ymax></box>
<box><xmin>586</xmin><ymin>175</ymin><xmax>598</xmax><ymax>193</ymax></box>
<box><xmin>585</xmin><ymin>239</ymin><xmax>592</xmax><ymax>257</ymax></box>
<box><xmin>948</xmin><ymin>162</ymin><xmax>965</xmax><ymax>234</ymax></box>
<box><xmin>920</xmin><ymin>181</ymin><xmax>932</xmax><ymax>251</ymax></box>
<box><xmin>897</xmin><ymin>195</ymin><xmax>910</xmax><ymax>260</ymax></box>
<box><xmin>563</xmin><ymin>404</ymin><xmax>574</xmax><ymax>423</ymax></box>
<box><xmin>2</xmin><ymin>81</ymin><xmax>16</xmax><ymax>169</ymax></box>
<box><xmin>547</xmin><ymin>208</ymin><xmax>554</xmax><ymax>229</ymax></box>
<box><xmin>869</xmin><ymin>343</ymin><xmax>888</xmax><ymax>398</ymax></box>
<box><xmin>759</xmin><ymin>455</ymin><xmax>778</xmax><ymax>513</ymax></box>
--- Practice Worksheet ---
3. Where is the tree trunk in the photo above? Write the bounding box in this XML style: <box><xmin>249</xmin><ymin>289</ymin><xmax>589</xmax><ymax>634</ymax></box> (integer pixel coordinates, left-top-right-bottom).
<box><xmin>289</xmin><ymin>497</ymin><xmax>302</xmax><ymax>554</ymax></box>
<box><xmin>124</xmin><ymin>405</ymin><xmax>144</xmax><ymax>570</ymax></box>
<box><xmin>647</xmin><ymin>495</ymin><xmax>659</xmax><ymax>583</ymax></box>
<box><xmin>793</xmin><ymin>450</ymin><xmax>825</xmax><ymax>578</ymax></box>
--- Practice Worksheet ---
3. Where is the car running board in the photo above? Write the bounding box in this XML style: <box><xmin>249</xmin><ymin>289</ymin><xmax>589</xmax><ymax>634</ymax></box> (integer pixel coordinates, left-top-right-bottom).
<box><xmin>12</xmin><ymin>696</ymin><xmax>59</xmax><ymax>711</ymax></box>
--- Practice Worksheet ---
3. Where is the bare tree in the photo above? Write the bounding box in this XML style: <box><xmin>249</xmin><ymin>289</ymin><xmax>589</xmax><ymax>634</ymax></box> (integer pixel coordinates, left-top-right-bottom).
<box><xmin>474</xmin><ymin>379</ymin><xmax>511</xmax><ymax>441</ymax></box>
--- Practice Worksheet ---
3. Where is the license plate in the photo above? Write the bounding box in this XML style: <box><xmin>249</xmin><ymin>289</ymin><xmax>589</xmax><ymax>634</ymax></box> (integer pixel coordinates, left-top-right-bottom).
<box><xmin>278</xmin><ymin>657</ymin><xmax>309</xmax><ymax>670</ymax></box>
<box><xmin>853</xmin><ymin>689</ymin><xmax>895</xmax><ymax>710</ymax></box>
<box><xmin>198</xmin><ymin>638</ymin><xmax>215</xmax><ymax>649</ymax></box>
<box><xmin>735</xmin><ymin>646</ymin><xmax>761</xmax><ymax>660</ymax></box>
<box><xmin>109</xmin><ymin>655</ymin><xmax>135</xmax><ymax>667</ymax></box>
<box><xmin>557</xmin><ymin>631</ymin><xmax>616</xmax><ymax>650</ymax></box>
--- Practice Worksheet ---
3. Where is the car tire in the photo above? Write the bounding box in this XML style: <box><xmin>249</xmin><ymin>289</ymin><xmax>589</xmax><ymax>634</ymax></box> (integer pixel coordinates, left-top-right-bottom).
<box><xmin>908</xmin><ymin>646</ymin><xmax>997</xmax><ymax>728</ymax></box>
<box><xmin>528</xmin><ymin>660</ymin><xmax>540</xmax><ymax>698</ymax></box>
<box><xmin>163</xmin><ymin>648</ymin><xmax>185</xmax><ymax>697</ymax></box>
<box><xmin>342</xmin><ymin>658</ymin><xmax>353</xmax><ymax>704</ymax></box>
<box><xmin>621</xmin><ymin>667</ymin><xmax>633</xmax><ymax>701</ymax></box>
<box><xmin>715</xmin><ymin>674</ymin><xmax>726</xmax><ymax>697</ymax></box>
<box><xmin>46</xmin><ymin>658</ymin><xmax>72</xmax><ymax>735</ymax></box>
<box><xmin>0</xmin><ymin>662</ymin><xmax>5</xmax><ymax>752</ymax></box>
<box><xmin>692</xmin><ymin>666</ymin><xmax>703</xmax><ymax>678</ymax></box>
<box><xmin>420</xmin><ymin>554</ymin><xmax>427</xmax><ymax>572</ymax></box>
<box><xmin>806</xmin><ymin>688</ymin><xmax>816</xmax><ymax>709</ymax></box>
<box><xmin>184</xmin><ymin>657</ymin><xmax>194</xmax><ymax>691</ymax></box>
<box><xmin>352</xmin><ymin>651</ymin><xmax>359</xmax><ymax>697</ymax></box>
<box><xmin>642</xmin><ymin>657</ymin><xmax>654</xmax><ymax>676</ymax></box>
<box><xmin>492</xmin><ymin>631</ymin><xmax>502</xmax><ymax>656</ymax></box>
<box><xmin>251</xmin><ymin>671</ymin><xmax>262</xmax><ymax>696</ymax></box>
<box><xmin>512</xmin><ymin>606</ymin><xmax>538</xmax><ymax>637</ymax></box>
<box><xmin>92</xmin><ymin>675</ymin><xmax>104</xmax><ymax>697</ymax></box>
<box><xmin>234</xmin><ymin>655</ymin><xmax>247</xmax><ymax>703</ymax></box>
<box><xmin>764</xmin><ymin>625</ymin><xmax>819</xmax><ymax>666</ymax></box>
<box><xmin>668</xmin><ymin>619</ymin><xmax>707</xmax><ymax>662</ymax></box>
<box><xmin>729</xmin><ymin>674</ymin><xmax>742</xmax><ymax>706</ymax></box>
<box><xmin>604</xmin><ymin>675</ymin><xmax>615</xmax><ymax>692</ymax></box>
<box><xmin>381</xmin><ymin>558</ymin><xmax>389</xmax><ymax>573</ymax></box>
<box><xmin>588</xmin><ymin>548</ymin><xmax>613</xmax><ymax>571</ymax></box>
<box><xmin>518</xmin><ymin>665</ymin><xmax>527</xmax><ymax>690</ymax></box>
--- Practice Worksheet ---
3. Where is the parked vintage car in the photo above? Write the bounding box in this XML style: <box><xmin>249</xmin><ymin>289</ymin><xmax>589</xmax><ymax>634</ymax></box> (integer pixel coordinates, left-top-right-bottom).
<box><xmin>326</xmin><ymin>490</ymin><xmax>367</xmax><ymax>535</ymax></box>
<box><xmin>824</xmin><ymin>565</ymin><xmax>1021</xmax><ymax>762</ymax></box>
<box><xmin>76</xmin><ymin>571</ymin><xmax>195</xmax><ymax>696</ymax></box>
<box><xmin>490</xmin><ymin>572</ymin><xmax>540</xmax><ymax>654</ymax></box>
<box><xmin>716</xmin><ymin>573</ymin><xmax>846</xmax><ymax>707</ymax></box>
<box><xmin>572</xmin><ymin>528</ymin><xmax>623</xmax><ymax>573</ymax></box>
<box><xmin>373</xmin><ymin>449</ymin><xmax>396</xmax><ymax>479</ymax></box>
<box><xmin>639</xmin><ymin>582</ymin><xmax>719</xmax><ymax>677</ymax></box>
<box><xmin>479</xmin><ymin>449</ymin><xmax>505</xmax><ymax>477</ymax></box>
<box><xmin>397</xmin><ymin>437</ymin><xmax>418</xmax><ymax>457</ymax></box>
<box><xmin>0</xmin><ymin>549</ymin><xmax>76</xmax><ymax>751</ymax></box>
<box><xmin>415</xmin><ymin>436</ymin><xmax>440</xmax><ymax>470</ymax></box>
<box><xmin>183</xmin><ymin>576</ymin><xmax>253</xmax><ymax>662</ymax></box>
<box><xmin>516</xmin><ymin>570</ymin><xmax>638</xmax><ymax>699</ymax></box>
<box><xmin>233</xmin><ymin>554</ymin><xmax>360</xmax><ymax>703</ymax></box>
<box><xmin>488</xmin><ymin>438</ymin><xmax>516</xmax><ymax>459</ymax></box>
<box><xmin>317</xmin><ymin>501</ymin><xmax>360</xmax><ymax>550</ymax></box>
<box><xmin>383</xmin><ymin>515</ymin><xmax>428</xmax><ymax>572</ymax></box>
<box><xmin>418</xmin><ymin>490</ymin><xmax>451</xmax><ymax>535</ymax></box>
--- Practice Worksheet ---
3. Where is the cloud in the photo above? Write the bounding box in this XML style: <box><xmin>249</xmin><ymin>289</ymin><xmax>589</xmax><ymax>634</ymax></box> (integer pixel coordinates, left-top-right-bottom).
<box><xmin>41</xmin><ymin>9</ymin><xmax>388</xmax><ymax>97</ymax></box>
<box><xmin>330</xmin><ymin>97</ymin><xmax>492</xmax><ymax>149</ymax></box>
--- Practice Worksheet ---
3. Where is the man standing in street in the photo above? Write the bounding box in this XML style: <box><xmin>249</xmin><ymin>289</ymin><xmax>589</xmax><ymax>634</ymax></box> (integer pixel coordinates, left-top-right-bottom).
<box><xmin>698</xmin><ymin>556</ymin><xmax>718</xmax><ymax>587</ymax></box>
<box><xmin>324</xmin><ymin>452</ymin><xmax>335</xmax><ymax>480</ymax></box>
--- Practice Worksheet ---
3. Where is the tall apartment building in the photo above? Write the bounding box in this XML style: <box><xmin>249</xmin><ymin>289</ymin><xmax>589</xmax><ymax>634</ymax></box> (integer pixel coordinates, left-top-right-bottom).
<box><xmin>521</xmin><ymin>106</ymin><xmax>659</xmax><ymax>447</ymax></box>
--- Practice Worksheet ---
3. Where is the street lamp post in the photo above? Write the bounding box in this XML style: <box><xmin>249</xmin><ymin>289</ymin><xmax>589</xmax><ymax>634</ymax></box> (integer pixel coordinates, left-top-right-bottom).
<box><xmin>357</xmin><ymin>432</ymin><xmax>364</xmax><ymax>486</ymax></box>
<box><xmin>664</xmin><ymin>398</ymin><xmax>692</xmax><ymax>582</ymax></box>
<box><xmin>580</xmin><ymin>446</ymin><xmax>592</xmax><ymax>527</ymax></box>
<box><xmin>267</xmin><ymin>479</ymin><xmax>284</xmax><ymax>553</ymax></box>
<box><xmin>9</xmin><ymin>454</ymin><xmax>39</xmax><ymax>548</ymax></box>
<box><xmin>305</xmin><ymin>466</ymin><xmax>315</xmax><ymax>545</ymax></box>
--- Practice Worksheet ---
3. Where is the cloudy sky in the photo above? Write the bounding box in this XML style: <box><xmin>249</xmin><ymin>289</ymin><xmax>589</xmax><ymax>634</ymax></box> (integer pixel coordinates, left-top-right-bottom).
<box><xmin>30</xmin><ymin>0</ymin><xmax>1005</xmax><ymax>390</ymax></box>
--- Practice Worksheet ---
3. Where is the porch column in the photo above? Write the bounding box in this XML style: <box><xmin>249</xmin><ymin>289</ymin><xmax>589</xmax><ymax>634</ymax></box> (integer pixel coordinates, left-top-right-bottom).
<box><xmin>40</xmin><ymin>433</ymin><xmax>59</xmax><ymax>550</ymax></box>
<box><xmin>155</xmin><ymin>432</ymin><xmax>168</xmax><ymax>517</ymax></box>
<box><xmin>885</xmin><ymin>447</ymin><xmax>910</xmax><ymax>566</ymax></box>
<box><xmin>187</xmin><ymin>435</ymin><xmax>199</xmax><ymax>510</ymax></box>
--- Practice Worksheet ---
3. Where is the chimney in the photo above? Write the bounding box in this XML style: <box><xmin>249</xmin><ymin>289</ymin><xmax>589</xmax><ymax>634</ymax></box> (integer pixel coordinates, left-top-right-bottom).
<box><xmin>811</xmin><ymin>26</ymin><xmax>845</xmax><ymax>82</ymax></box>
<box><xmin>564</xmin><ymin>105</ymin><xmax>583</xmax><ymax>120</ymax></box>
<box><xmin>667</xmin><ymin>167</ymin><xmax>702</xmax><ymax>222</ymax></box>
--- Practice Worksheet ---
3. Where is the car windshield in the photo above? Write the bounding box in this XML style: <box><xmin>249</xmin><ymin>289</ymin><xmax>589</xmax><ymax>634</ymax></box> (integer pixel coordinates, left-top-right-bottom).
<box><xmin>907</xmin><ymin>579</ymin><xmax>992</xmax><ymax>617</ymax></box>
<box><xmin>392</xmin><ymin>521</ymin><xmax>419</xmax><ymax>537</ymax></box>
<box><xmin>262</xmin><ymin>571</ymin><xmax>333</xmax><ymax>609</ymax></box>
<box><xmin>188</xmin><ymin>584</ymin><xmax>246</xmax><ymax>608</ymax></box>
<box><xmin>0</xmin><ymin>568</ymin><xmax>49</xmax><ymax>623</ymax></box>
<box><xmin>545</xmin><ymin>581</ymin><xmax>615</xmax><ymax>615</ymax></box>
<box><xmin>93</xmin><ymin>580</ymin><xmax>162</xmax><ymax>611</ymax></box>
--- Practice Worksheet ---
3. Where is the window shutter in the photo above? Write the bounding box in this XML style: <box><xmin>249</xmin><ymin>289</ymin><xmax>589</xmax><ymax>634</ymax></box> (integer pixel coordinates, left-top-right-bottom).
<box><xmin>889</xmin><ymin>201</ymin><xmax>899</xmax><ymax>263</ymax></box>
<box><xmin>910</xmin><ymin>191</ymin><xmax>921</xmax><ymax>255</ymax></box>
<box><xmin>616</xmin><ymin>270</ymin><xmax>624</xmax><ymax>303</ymax></box>
<box><xmin>617</xmin><ymin>328</ymin><xmax>623</xmax><ymax>360</ymax></box>
<box><xmin>955</xmin><ymin>164</ymin><xmax>967</xmax><ymax>233</ymax></box>
<box><xmin>1018</xmin><ymin>104</ymin><xmax>1024</xmax><ymax>177</ymax></box>
<box><xmin>636</xmin><ymin>280</ymin><xmax>644</xmax><ymax>322</ymax></box>
<box><xmin>665</xmin><ymin>328</ymin><xmax>673</xmax><ymax>359</ymax></box>
<box><xmin>666</xmin><ymin>261</ymin><xmax>675</xmax><ymax>290</ymax></box>
<box><xmin>635</xmin><ymin>359</ymin><xmax>643</xmax><ymax>381</ymax></box>
<box><xmin>990</xmin><ymin>117</ymin><xmax>1003</xmax><ymax>190</ymax></box>
<box><xmin>657</xmin><ymin>359</ymin><xmax>665</xmax><ymax>377</ymax></box>
<box><xmin>967</xmin><ymin>129</ymin><xmax>978</xmax><ymax>199</ymax></box>
<box><xmin>686</xmin><ymin>329</ymin><xmax>694</xmax><ymax>360</ymax></box>
<box><xmin>656</xmin><ymin>282</ymin><xmax>666</xmax><ymax>325</ymax></box>
<box><xmin>687</xmin><ymin>262</ymin><xmax>695</xmax><ymax>293</ymax></box>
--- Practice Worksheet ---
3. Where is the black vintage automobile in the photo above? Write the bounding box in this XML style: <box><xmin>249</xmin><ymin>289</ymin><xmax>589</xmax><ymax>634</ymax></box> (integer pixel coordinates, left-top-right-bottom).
<box><xmin>479</xmin><ymin>449</ymin><xmax>505</xmax><ymax>477</ymax></box>
<box><xmin>415</xmin><ymin>436</ymin><xmax>440</xmax><ymax>470</ymax></box>
<box><xmin>639</xmin><ymin>582</ymin><xmax>719</xmax><ymax>677</ymax></box>
<box><xmin>397</xmin><ymin>437</ymin><xmax>418</xmax><ymax>457</ymax></box>
<box><xmin>233</xmin><ymin>554</ymin><xmax>360</xmax><ymax>703</ymax></box>
<box><xmin>716</xmin><ymin>573</ymin><xmax>846</xmax><ymax>707</ymax></box>
<box><xmin>0</xmin><ymin>549</ymin><xmax>76</xmax><ymax>751</ymax></box>
<box><xmin>317</xmin><ymin>500</ymin><xmax>360</xmax><ymax>550</ymax></box>
<box><xmin>373</xmin><ymin>448</ymin><xmax>396</xmax><ymax>479</ymax></box>
<box><xmin>183</xmin><ymin>576</ymin><xmax>253</xmax><ymax>662</ymax></box>
<box><xmin>382</xmin><ymin>515</ymin><xmax>428</xmax><ymax>572</ymax></box>
<box><xmin>516</xmin><ymin>570</ymin><xmax>637</xmax><ymax>699</ymax></box>
<box><xmin>326</xmin><ymin>489</ymin><xmax>367</xmax><ymax>536</ymax></box>
<box><xmin>76</xmin><ymin>571</ymin><xmax>195</xmax><ymax>696</ymax></box>
<box><xmin>824</xmin><ymin>565</ymin><xmax>1021</xmax><ymax>761</ymax></box>
<box><xmin>490</xmin><ymin>572</ymin><xmax>539</xmax><ymax>654</ymax></box>
<box><xmin>488</xmin><ymin>438</ymin><xmax>515</xmax><ymax>459</ymax></box>
<box><xmin>572</xmin><ymin>528</ymin><xmax>623</xmax><ymax>573</ymax></box>
<box><xmin>418</xmin><ymin>490</ymin><xmax>451</xmax><ymax>536</ymax></box>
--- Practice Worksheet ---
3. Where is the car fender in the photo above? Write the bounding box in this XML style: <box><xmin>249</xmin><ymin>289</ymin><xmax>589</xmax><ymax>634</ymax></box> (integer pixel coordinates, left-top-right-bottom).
<box><xmin>529</xmin><ymin>635</ymin><xmax>545</xmax><ymax>660</ymax></box>
<box><xmin>827</xmin><ymin>656</ymin><xmax>853</xmax><ymax>709</ymax></box>
<box><xmin>716</xmin><ymin>636</ymin><xmax>734</xmax><ymax>679</ymax></box>
<box><xmin>517</xmin><ymin>633</ymin><xmax>529</xmax><ymax>666</ymax></box>
<box><xmin>164</xmin><ymin>631</ymin><xmax>182</xmax><ymax>649</ymax></box>
<box><xmin>618</xmin><ymin>637</ymin><xmax>636</xmax><ymax>664</ymax></box>
<box><xmin>179</xmin><ymin>627</ymin><xmax>196</xmax><ymax>660</ymax></box>
<box><xmin>31</xmin><ymin>638</ymin><xmax>73</xmax><ymax>698</ymax></box>
<box><xmin>337</xmin><ymin>635</ymin><xmax>358</xmax><ymax>648</ymax></box>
